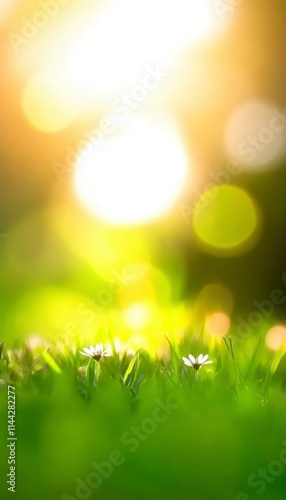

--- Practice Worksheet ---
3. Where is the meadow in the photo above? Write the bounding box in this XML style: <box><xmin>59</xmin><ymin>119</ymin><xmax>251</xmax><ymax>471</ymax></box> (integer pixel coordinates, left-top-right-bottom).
<box><xmin>1</xmin><ymin>327</ymin><xmax>286</xmax><ymax>500</ymax></box>
<box><xmin>1</xmin><ymin>1</ymin><xmax>286</xmax><ymax>499</ymax></box>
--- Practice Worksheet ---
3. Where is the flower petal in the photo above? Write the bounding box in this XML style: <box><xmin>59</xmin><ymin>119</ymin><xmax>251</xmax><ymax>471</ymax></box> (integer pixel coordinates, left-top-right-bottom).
<box><xmin>201</xmin><ymin>354</ymin><xmax>209</xmax><ymax>363</ymax></box>
<box><xmin>83</xmin><ymin>347</ymin><xmax>93</xmax><ymax>355</ymax></box>
<box><xmin>102</xmin><ymin>350</ymin><xmax>112</xmax><ymax>357</ymax></box>
<box><xmin>203</xmin><ymin>360</ymin><xmax>213</xmax><ymax>365</ymax></box>
<box><xmin>79</xmin><ymin>350</ymin><xmax>91</xmax><ymax>357</ymax></box>
<box><xmin>188</xmin><ymin>354</ymin><xmax>196</xmax><ymax>364</ymax></box>
<box><xmin>182</xmin><ymin>357</ymin><xmax>193</xmax><ymax>366</ymax></box>
<box><xmin>197</xmin><ymin>354</ymin><xmax>204</xmax><ymax>363</ymax></box>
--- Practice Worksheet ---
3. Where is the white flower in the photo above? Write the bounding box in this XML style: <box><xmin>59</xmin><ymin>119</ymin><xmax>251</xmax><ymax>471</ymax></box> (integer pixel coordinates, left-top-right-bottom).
<box><xmin>79</xmin><ymin>343</ymin><xmax>112</xmax><ymax>361</ymax></box>
<box><xmin>182</xmin><ymin>353</ymin><xmax>213</xmax><ymax>371</ymax></box>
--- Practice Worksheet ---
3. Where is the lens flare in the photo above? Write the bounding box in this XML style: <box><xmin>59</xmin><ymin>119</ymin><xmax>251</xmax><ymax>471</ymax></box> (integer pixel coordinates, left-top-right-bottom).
<box><xmin>63</xmin><ymin>0</ymin><xmax>221</xmax><ymax>98</ymax></box>
<box><xmin>73</xmin><ymin>117</ymin><xmax>189</xmax><ymax>225</ymax></box>
<box><xmin>123</xmin><ymin>303</ymin><xmax>152</xmax><ymax>330</ymax></box>
<box><xmin>122</xmin><ymin>301</ymin><xmax>165</xmax><ymax>353</ymax></box>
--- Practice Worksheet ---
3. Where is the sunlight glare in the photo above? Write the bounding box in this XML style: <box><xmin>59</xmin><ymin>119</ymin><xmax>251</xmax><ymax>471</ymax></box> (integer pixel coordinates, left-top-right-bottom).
<box><xmin>64</xmin><ymin>0</ymin><xmax>221</xmax><ymax>97</ymax></box>
<box><xmin>73</xmin><ymin>117</ymin><xmax>189</xmax><ymax>225</ymax></box>
<box><xmin>0</xmin><ymin>0</ymin><xmax>16</xmax><ymax>23</ymax></box>
<box><xmin>123</xmin><ymin>303</ymin><xmax>152</xmax><ymax>330</ymax></box>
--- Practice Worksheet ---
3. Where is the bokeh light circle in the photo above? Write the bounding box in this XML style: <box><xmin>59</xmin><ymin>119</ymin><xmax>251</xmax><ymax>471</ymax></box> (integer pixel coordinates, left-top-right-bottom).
<box><xmin>224</xmin><ymin>101</ymin><xmax>285</xmax><ymax>170</ymax></box>
<box><xmin>22</xmin><ymin>71</ymin><xmax>80</xmax><ymax>133</ymax></box>
<box><xmin>265</xmin><ymin>325</ymin><xmax>286</xmax><ymax>351</ymax></box>
<box><xmin>123</xmin><ymin>303</ymin><xmax>153</xmax><ymax>330</ymax></box>
<box><xmin>73</xmin><ymin>117</ymin><xmax>188</xmax><ymax>225</ymax></box>
<box><xmin>205</xmin><ymin>311</ymin><xmax>231</xmax><ymax>338</ymax></box>
<box><xmin>193</xmin><ymin>185</ymin><xmax>260</xmax><ymax>255</ymax></box>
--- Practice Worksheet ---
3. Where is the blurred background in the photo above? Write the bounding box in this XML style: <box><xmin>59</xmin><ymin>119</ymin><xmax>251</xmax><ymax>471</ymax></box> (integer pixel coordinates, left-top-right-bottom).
<box><xmin>2</xmin><ymin>2</ymin><xmax>286</xmax><ymax>500</ymax></box>
<box><xmin>1</xmin><ymin>0</ymin><xmax>286</xmax><ymax>350</ymax></box>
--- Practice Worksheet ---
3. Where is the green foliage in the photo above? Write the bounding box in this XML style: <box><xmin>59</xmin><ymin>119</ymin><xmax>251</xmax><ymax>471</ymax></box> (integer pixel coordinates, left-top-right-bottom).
<box><xmin>1</xmin><ymin>332</ymin><xmax>286</xmax><ymax>500</ymax></box>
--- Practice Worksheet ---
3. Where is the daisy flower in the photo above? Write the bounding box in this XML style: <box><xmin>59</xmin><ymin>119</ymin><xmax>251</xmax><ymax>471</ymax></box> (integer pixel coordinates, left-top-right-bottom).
<box><xmin>79</xmin><ymin>343</ymin><xmax>112</xmax><ymax>361</ymax></box>
<box><xmin>182</xmin><ymin>353</ymin><xmax>213</xmax><ymax>371</ymax></box>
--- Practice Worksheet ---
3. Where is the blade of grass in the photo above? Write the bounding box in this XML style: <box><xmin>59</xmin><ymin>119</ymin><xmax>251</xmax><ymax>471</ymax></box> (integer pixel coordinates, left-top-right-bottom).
<box><xmin>244</xmin><ymin>335</ymin><xmax>264</xmax><ymax>382</ymax></box>
<box><xmin>223</xmin><ymin>337</ymin><xmax>242</xmax><ymax>390</ymax></box>
<box><xmin>165</xmin><ymin>333</ymin><xmax>181</xmax><ymax>383</ymax></box>
<box><xmin>0</xmin><ymin>341</ymin><xmax>4</xmax><ymax>360</ymax></box>
<box><xmin>41</xmin><ymin>350</ymin><xmax>62</xmax><ymax>374</ymax></box>
<box><xmin>123</xmin><ymin>352</ymin><xmax>139</xmax><ymax>387</ymax></box>
<box><xmin>86</xmin><ymin>358</ymin><xmax>96</xmax><ymax>388</ymax></box>
<box><xmin>263</xmin><ymin>349</ymin><xmax>285</xmax><ymax>402</ymax></box>
<box><xmin>106</xmin><ymin>329</ymin><xmax>118</xmax><ymax>360</ymax></box>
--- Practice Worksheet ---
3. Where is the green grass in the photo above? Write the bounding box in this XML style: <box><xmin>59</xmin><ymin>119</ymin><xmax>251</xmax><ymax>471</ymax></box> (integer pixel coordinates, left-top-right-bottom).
<box><xmin>1</xmin><ymin>331</ymin><xmax>286</xmax><ymax>500</ymax></box>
